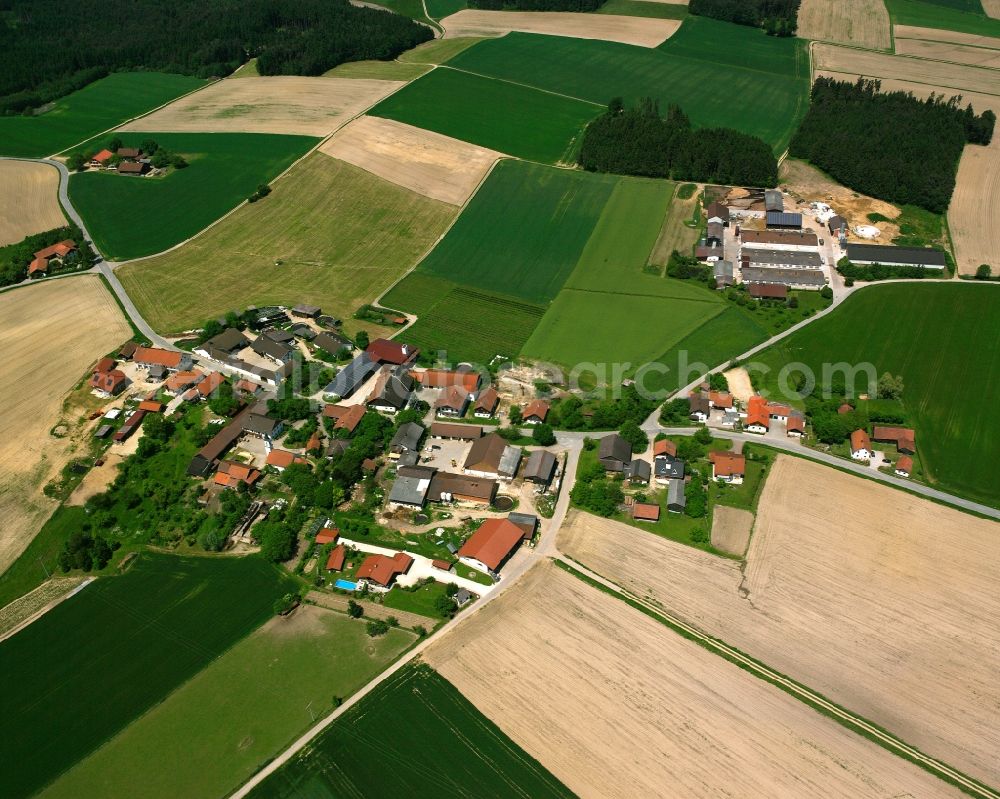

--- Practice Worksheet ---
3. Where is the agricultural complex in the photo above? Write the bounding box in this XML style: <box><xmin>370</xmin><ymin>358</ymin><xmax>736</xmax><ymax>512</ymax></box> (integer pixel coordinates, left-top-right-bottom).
<box><xmin>2</xmin><ymin>3</ymin><xmax>999</xmax><ymax>798</ymax></box>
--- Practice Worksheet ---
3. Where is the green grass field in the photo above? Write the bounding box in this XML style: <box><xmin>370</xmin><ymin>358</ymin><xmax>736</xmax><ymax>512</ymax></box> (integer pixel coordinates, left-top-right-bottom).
<box><xmin>752</xmin><ymin>283</ymin><xmax>1000</xmax><ymax>506</ymax></box>
<box><xmin>70</xmin><ymin>132</ymin><xmax>316</xmax><ymax>259</ymax></box>
<box><xmin>248</xmin><ymin>662</ymin><xmax>574</xmax><ymax>798</ymax></box>
<box><xmin>39</xmin><ymin>608</ymin><xmax>415</xmax><ymax>799</ymax></box>
<box><xmin>885</xmin><ymin>0</ymin><xmax>1000</xmax><ymax>35</ymax></box>
<box><xmin>0</xmin><ymin>73</ymin><xmax>207</xmax><ymax>158</ymax></box>
<box><xmin>118</xmin><ymin>154</ymin><xmax>456</xmax><ymax>334</ymax></box>
<box><xmin>416</xmin><ymin>159</ymin><xmax>619</xmax><ymax>302</ymax></box>
<box><xmin>381</xmin><ymin>580</ymin><xmax>455</xmax><ymax>618</ymax></box>
<box><xmin>0</xmin><ymin>553</ymin><xmax>295</xmax><ymax>799</ymax></box>
<box><xmin>369</xmin><ymin>66</ymin><xmax>602</xmax><ymax>163</ymax></box>
<box><xmin>597</xmin><ymin>0</ymin><xmax>688</xmax><ymax>17</ymax></box>
<box><xmin>447</xmin><ymin>18</ymin><xmax>811</xmax><ymax>152</ymax></box>
<box><xmin>426</xmin><ymin>0</ymin><xmax>467</xmax><ymax>18</ymax></box>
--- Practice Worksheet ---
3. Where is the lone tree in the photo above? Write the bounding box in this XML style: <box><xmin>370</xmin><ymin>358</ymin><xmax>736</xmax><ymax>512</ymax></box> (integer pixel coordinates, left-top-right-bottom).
<box><xmin>877</xmin><ymin>372</ymin><xmax>904</xmax><ymax>400</ymax></box>
<box><xmin>347</xmin><ymin>599</ymin><xmax>364</xmax><ymax>618</ymax></box>
<box><xmin>532</xmin><ymin>423</ymin><xmax>556</xmax><ymax>446</ymax></box>
<box><xmin>976</xmin><ymin>263</ymin><xmax>992</xmax><ymax>280</ymax></box>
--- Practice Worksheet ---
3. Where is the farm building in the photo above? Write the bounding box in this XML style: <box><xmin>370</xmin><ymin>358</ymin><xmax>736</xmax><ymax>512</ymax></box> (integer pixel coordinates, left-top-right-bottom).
<box><xmin>289</xmin><ymin>324</ymin><xmax>316</xmax><ymax>341</ymax></box>
<box><xmin>390</xmin><ymin>422</ymin><xmax>424</xmax><ymax>458</ymax></box>
<box><xmin>740</xmin><ymin>229</ymin><xmax>818</xmax><ymax>250</ymax></box>
<box><xmin>266</xmin><ymin>449</ymin><xmax>306</xmax><ymax>471</ymax></box>
<box><xmin>764</xmin><ymin>190</ymin><xmax>784</xmax><ymax>212</ymax></box>
<box><xmin>195</xmin><ymin>328</ymin><xmax>249</xmax><ymax>359</ymax></box>
<box><xmin>709</xmin><ymin>391</ymin><xmax>733</xmax><ymax>409</ymax></box>
<box><xmin>695</xmin><ymin>242</ymin><xmax>724</xmax><ymax>262</ymax></box>
<box><xmin>316</xmin><ymin>528</ymin><xmax>339</xmax><ymax>546</ymax></box>
<box><xmin>389</xmin><ymin>465</ymin><xmax>436</xmax><ymax>509</ymax></box>
<box><xmin>828</xmin><ymin>215</ymin><xmax>847</xmax><ymax>236</ymax></box>
<box><xmin>366</xmin><ymin>338</ymin><xmax>418</xmax><ymax>365</ymax></box>
<box><xmin>624</xmin><ymin>459</ymin><xmax>651</xmax><ymax>484</ymax></box>
<box><xmin>598</xmin><ymin>434</ymin><xmax>632</xmax><ymax>472</ymax></box>
<box><xmin>114</xmin><ymin>409</ymin><xmax>146</xmax><ymax>442</ymax></box>
<box><xmin>250</xmin><ymin>335</ymin><xmax>294</xmax><ymax>364</ymax></box>
<box><xmin>323</xmin><ymin>403</ymin><xmax>366</xmax><ymax>435</ymax></box>
<box><xmin>356</xmin><ymin>552</ymin><xmax>413</xmax><ymax>591</ymax></box>
<box><xmin>766</xmin><ymin>211</ymin><xmax>802</xmax><ymax>230</ymax></box>
<box><xmin>872</xmin><ymin>426</ymin><xmax>916</xmax><ymax>454</ymax></box>
<box><xmin>134</xmin><ymin>346</ymin><xmax>191</xmax><ymax>373</ymax></box>
<box><xmin>427</xmin><ymin>471</ymin><xmax>498</xmax><ymax>505</ymax></box>
<box><xmin>414</xmin><ymin>368</ymin><xmax>481</xmax><ymax>393</ymax></box>
<box><xmin>292</xmin><ymin>304</ymin><xmax>321</xmax><ymax>318</ymax></box>
<box><xmin>706</xmin><ymin>221</ymin><xmax>725</xmax><ymax>246</ymax></box>
<box><xmin>708</xmin><ymin>451</ymin><xmax>745</xmax><ymax>484</ymax></box>
<box><xmin>742</xmin><ymin>248</ymin><xmax>822</xmax><ymax>269</ymax></box>
<box><xmin>324</xmin><ymin>352</ymin><xmax>378</xmax><ymax>398</ymax></box>
<box><xmin>747</xmin><ymin>283</ymin><xmax>789</xmax><ymax>299</ymax></box>
<box><xmin>632</xmin><ymin>502</ymin><xmax>660</xmax><ymax>522</ymax></box>
<box><xmin>458</xmin><ymin>518</ymin><xmax>524</xmax><ymax>578</ymax></box>
<box><xmin>742</xmin><ymin>267</ymin><xmax>826</xmax><ymax>289</ymax></box>
<box><xmin>244</xmin><ymin>412</ymin><xmax>281</xmax><ymax>442</ymax></box>
<box><xmin>366</xmin><ymin>365</ymin><xmax>415</xmax><ymax>414</ymax></box>
<box><xmin>523</xmin><ymin>449</ymin><xmax>557</xmax><ymax>486</ymax></box>
<box><xmin>118</xmin><ymin>161</ymin><xmax>150</xmax><ymax>176</ymax></box>
<box><xmin>846</xmin><ymin>244</ymin><xmax>947</xmax><ymax>270</ymax></box>
<box><xmin>474</xmin><ymin>387</ymin><xmax>499</xmax><ymax>418</ymax></box>
<box><xmin>705</xmin><ymin>201</ymin><xmax>730</xmax><ymax>226</ymax></box>
<box><xmin>430</xmin><ymin>422</ymin><xmax>482</xmax><ymax>440</ymax></box>
<box><xmin>325</xmin><ymin>544</ymin><xmax>346</xmax><ymax>572</ymax></box>
<box><xmin>464</xmin><ymin>433</ymin><xmax>521</xmax><ymax>479</ymax></box>
<box><xmin>714</xmin><ymin>260</ymin><xmax>734</xmax><ymax>286</ymax></box>
<box><xmin>214</xmin><ymin>461</ymin><xmax>261</xmax><ymax>490</ymax></box>
<box><xmin>667</xmin><ymin>478</ymin><xmax>686</xmax><ymax>513</ymax></box>
<box><xmin>313</xmin><ymin>332</ymin><xmax>351</xmax><ymax>354</ymax></box>
<box><xmin>851</xmin><ymin>429</ymin><xmax>872</xmax><ymax>460</ymax></box>
<box><xmin>508</xmin><ymin>512</ymin><xmax>538</xmax><ymax>540</ymax></box>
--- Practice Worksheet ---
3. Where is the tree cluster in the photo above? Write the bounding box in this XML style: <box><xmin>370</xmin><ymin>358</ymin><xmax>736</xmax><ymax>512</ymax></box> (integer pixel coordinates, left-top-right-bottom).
<box><xmin>57</xmin><ymin>531</ymin><xmax>119</xmax><ymax>573</ymax></box>
<box><xmin>790</xmin><ymin>78</ymin><xmax>996</xmax><ymax>214</ymax></box>
<box><xmin>688</xmin><ymin>0</ymin><xmax>800</xmax><ymax>35</ymax></box>
<box><xmin>0</xmin><ymin>224</ymin><xmax>94</xmax><ymax>287</ymax></box>
<box><xmin>570</xmin><ymin>459</ymin><xmax>625</xmax><ymax>517</ymax></box>
<box><xmin>580</xmin><ymin>99</ymin><xmax>778</xmax><ymax>187</ymax></box>
<box><xmin>0</xmin><ymin>0</ymin><xmax>432</xmax><ymax>113</ymax></box>
<box><xmin>469</xmin><ymin>0</ymin><xmax>602</xmax><ymax>10</ymax></box>
<box><xmin>836</xmin><ymin>257</ymin><xmax>940</xmax><ymax>281</ymax></box>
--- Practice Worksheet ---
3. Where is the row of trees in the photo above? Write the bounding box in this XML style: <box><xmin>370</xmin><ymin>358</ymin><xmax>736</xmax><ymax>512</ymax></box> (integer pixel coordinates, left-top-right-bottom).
<box><xmin>1</xmin><ymin>0</ymin><xmax>431</xmax><ymax>113</ymax></box>
<box><xmin>790</xmin><ymin>78</ymin><xmax>996</xmax><ymax>214</ymax></box>
<box><xmin>579</xmin><ymin>99</ymin><xmax>778</xmax><ymax>187</ymax></box>
<box><xmin>688</xmin><ymin>0</ymin><xmax>800</xmax><ymax>35</ymax></box>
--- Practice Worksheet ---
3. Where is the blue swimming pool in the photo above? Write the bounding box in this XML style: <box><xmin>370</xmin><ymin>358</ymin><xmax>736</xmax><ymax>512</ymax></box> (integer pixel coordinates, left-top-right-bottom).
<box><xmin>335</xmin><ymin>579</ymin><xmax>358</xmax><ymax>591</ymax></box>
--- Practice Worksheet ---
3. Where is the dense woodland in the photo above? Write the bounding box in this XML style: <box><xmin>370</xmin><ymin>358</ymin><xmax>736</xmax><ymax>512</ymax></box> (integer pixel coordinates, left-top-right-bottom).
<box><xmin>468</xmin><ymin>0</ymin><xmax>603</xmax><ymax>9</ymax></box>
<box><xmin>688</xmin><ymin>0</ymin><xmax>800</xmax><ymax>35</ymax></box>
<box><xmin>0</xmin><ymin>0</ymin><xmax>431</xmax><ymax>113</ymax></box>
<box><xmin>579</xmin><ymin>99</ymin><xmax>778</xmax><ymax>187</ymax></box>
<box><xmin>790</xmin><ymin>78</ymin><xmax>995</xmax><ymax>214</ymax></box>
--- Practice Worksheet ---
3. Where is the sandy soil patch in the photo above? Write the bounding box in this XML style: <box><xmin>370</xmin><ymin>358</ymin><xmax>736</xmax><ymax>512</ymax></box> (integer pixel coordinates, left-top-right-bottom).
<box><xmin>721</xmin><ymin>365</ymin><xmax>753</xmax><ymax>402</ymax></box>
<box><xmin>66</xmin><ymin>452</ymin><xmax>123</xmax><ymax>507</ymax></box>
<box><xmin>798</xmin><ymin>0</ymin><xmax>891</xmax><ymax>50</ymax></box>
<box><xmin>119</xmin><ymin>77</ymin><xmax>404</xmax><ymax>137</ymax></box>
<box><xmin>320</xmin><ymin>116</ymin><xmax>501</xmax><ymax>206</ymax></box>
<box><xmin>558</xmin><ymin>456</ymin><xmax>1000</xmax><ymax>787</ymax></box>
<box><xmin>709</xmin><ymin>505</ymin><xmax>753</xmax><ymax>556</ymax></box>
<box><xmin>894</xmin><ymin>24</ymin><xmax>1000</xmax><ymax>49</ymax></box>
<box><xmin>0</xmin><ymin>161</ymin><xmax>66</xmax><ymax>247</ymax></box>
<box><xmin>426</xmin><ymin>560</ymin><xmax>965</xmax><ymax>799</ymax></box>
<box><xmin>895</xmin><ymin>37</ymin><xmax>1000</xmax><ymax>68</ymax></box>
<box><xmin>439</xmin><ymin>10</ymin><xmax>680</xmax><ymax>48</ymax></box>
<box><xmin>814</xmin><ymin>43</ymin><xmax>998</xmax><ymax>95</ymax></box>
<box><xmin>0</xmin><ymin>277</ymin><xmax>132</xmax><ymax>575</ymax></box>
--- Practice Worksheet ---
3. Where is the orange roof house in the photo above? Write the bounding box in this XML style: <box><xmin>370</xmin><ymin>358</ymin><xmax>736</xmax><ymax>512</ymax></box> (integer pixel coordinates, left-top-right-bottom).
<box><xmin>196</xmin><ymin>371</ymin><xmax>226</xmax><ymax>398</ymax></box>
<box><xmin>316</xmin><ymin>527</ymin><xmax>339</xmax><ymax>545</ymax></box>
<box><xmin>34</xmin><ymin>240</ymin><xmax>77</xmax><ymax>260</ymax></box>
<box><xmin>850</xmin><ymin>429</ymin><xmax>871</xmax><ymax>456</ymax></box>
<box><xmin>895</xmin><ymin>455</ymin><xmax>913</xmax><ymax>477</ymax></box>
<box><xmin>522</xmin><ymin>399</ymin><xmax>550</xmax><ymax>424</ymax></box>
<box><xmin>138</xmin><ymin>400</ymin><xmax>164</xmax><ymax>413</ymax></box>
<box><xmin>213</xmin><ymin>460</ymin><xmax>261</xmax><ymax>489</ymax></box>
<box><xmin>134</xmin><ymin>346</ymin><xmax>186</xmax><ymax>370</ymax></box>
<box><xmin>366</xmin><ymin>338</ymin><xmax>418</xmax><ymax>365</ymax></box>
<box><xmin>356</xmin><ymin>552</ymin><xmax>413</xmax><ymax>588</ymax></box>
<box><xmin>90</xmin><ymin>368</ymin><xmax>128</xmax><ymax>396</ymax></box>
<box><xmin>457</xmin><ymin>518</ymin><xmax>523</xmax><ymax>574</ymax></box>
<box><xmin>709</xmin><ymin>451</ymin><xmax>745</xmax><ymax>481</ymax></box>
<box><xmin>413</xmin><ymin>368</ymin><xmax>480</xmax><ymax>393</ymax></box>
<box><xmin>632</xmin><ymin>502</ymin><xmax>660</xmax><ymax>522</ymax></box>
<box><xmin>709</xmin><ymin>391</ymin><xmax>733</xmax><ymax>409</ymax></box>
<box><xmin>28</xmin><ymin>257</ymin><xmax>48</xmax><ymax>276</ymax></box>
<box><xmin>331</xmin><ymin>404</ymin><xmax>366</xmax><ymax>434</ymax></box>
<box><xmin>653</xmin><ymin>439</ymin><xmax>677</xmax><ymax>458</ymax></box>
<box><xmin>325</xmin><ymin>544</ymin><xmax>346</xmax><ymax>571</ymax></box>
<box><xmin>266</xmin><ymin>449</ymin><xmax>307</xmax><ymax>470</ymax></box>
<box><xmin>474</xmin><ymin>387</ymin><xmax>499</xmax><ymax>416</ymax></box>
<box><xmin>164</xmin><ymin>370</ymin><xmax>204</xmax><ymax>393</ymax></box>
<box><xmin>89</xmin><ymin>149</ymin><xmax>114</xmax><ymax>165</ymax></box>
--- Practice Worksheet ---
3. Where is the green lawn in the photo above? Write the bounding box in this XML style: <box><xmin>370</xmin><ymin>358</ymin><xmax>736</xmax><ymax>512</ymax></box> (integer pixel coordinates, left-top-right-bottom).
<box><xmin>247</xmin><ymin>662</ymin><xmax>574</xmax><ymax>798</ymax></box>
<box><xmin>0</xmin><ymin>72</ymin><xmax>207</xmax><ymax>158</ymax></box>
<box><xmin>38</xmin><ymin>609</ymin><xmax>414</xmax><ymax>799</ymax></box>
<box><xmin>0</xmin><ymin>553</ymin><xmax>295</xmax><ymax>799</ymax></box>
<box><xmin>447</xmin><ymin>19</ymin><xmax>811</xmax><ymax>152</ymax></box>
<box><xmin>70</xmin><ymin>132</ymin><xmax>317</xmax><ymax>259</ymax></box>
<box><xmin>752</xmin><ymin>283</ymin><xmax>1000</xmax><ymax>506</ymax></box>
<box><xmin>382</xmin><ymin>580</ymin><xmax>454</xmax><ymax>618</ymax></box>
<box><xmin>885</xmin><ymin>0</ymin><xmax>1000</xmax><ymax>35</ymax></box>
<box><xmin>369</xmin><ymin>66</ymin><xmax>602</xmax><ymax>163</ymax></box>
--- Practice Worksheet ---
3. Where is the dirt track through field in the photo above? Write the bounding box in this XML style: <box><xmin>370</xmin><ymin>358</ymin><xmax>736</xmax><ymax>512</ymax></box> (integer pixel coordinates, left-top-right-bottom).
<box><xmin>426</xmin><ymin>560</ymin><xmax>966</xmax><ymax>798</ymax></box>
<box><xmin>319</xmin><ymin>116</ymin><xmax>501</xmax><ymax>206</ymax></box>
<box><xmin>798</xmin><ymin>0</ymin><xmax>891</xmax><ymax>50</ymax></box>
<box><xmin>440</xmin><ymin>10</ymin><xmax>680</xmax><ymax>47</ymax></box>
<box><xmin>0</xmin><ymin>277</ymin><xmax>132</xmax><ymax>575</ymax></box>
<box><xmin>558</xmin><ymin>456</ymin><xmax>1000</xmax><ymax>787</ymax></box>
<box><xmin>119</xmin><ymin>77</ymin><xmax>403</xmax><ymax>137</ymax></box>
<box><xmin>0</xmin><ymin>161</ymin><xmax>66</xmax><ymax>247</ymax></box>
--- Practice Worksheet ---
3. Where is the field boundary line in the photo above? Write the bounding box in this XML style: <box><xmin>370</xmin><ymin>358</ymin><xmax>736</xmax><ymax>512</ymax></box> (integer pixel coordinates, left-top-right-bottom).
<box><xmin>558</xmin><ymin>285</ymin><xmax>725</xmax><ymax>306</ymax></box>
<box><xmin>437</xmin><ymin>64</ymin><xmax>606</xmax><ymax>107</ymax></box>
<box><xmin>554</xmin><ymin>557</ymin><xmax>1000</xmax><ymax>799</ymax></box>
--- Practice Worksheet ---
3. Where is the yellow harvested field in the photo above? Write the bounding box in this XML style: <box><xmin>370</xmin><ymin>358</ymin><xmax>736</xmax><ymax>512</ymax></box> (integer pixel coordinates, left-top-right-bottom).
<box><xmin>558</xmin><ymin>457</ymin><xmax>1000</xmax><ymax>787</ymax></box>
<box><xmin>985</xmin><ymin>0</ymin><xmax>1000</xmax><ymax>18</ymax></box>
<box><xmin>814</xmin><ymin>43</ymin><xmax>999</xmax><ymax>95</ymax></box>
<box><xmin>439</xmin><ymin>10</ymin><xmax>680</xmax><ymax>47</ymax></box>
<box><xmin>319</xmin><ymin>116</ymin><xmax>501</xmax><ymax>206</ymax></box>
<box><xmin>709</xmin><ymin>505</ymin><xmax>753</xmax><ymax>556</ymax></box>
<box><xmin>119</xmin><ymin>77</ymin><xmax>403</xmax><ymax>137</ymax></box>
<box><xmin>894</xmin><ymin>24</ymin><xmax>1000</xmax><ymax>49</ymax></box>
<box><xmin>427</xmin><ymin>560</ymin><xmax>965</xmax><ymax>799</ymax></box>
<box><xmin>797</xmin><ymin>0</ymin><xmax>891</xmax><ymax>50</ymax></box>
<box><xmin>0</xmin><ymin>161</ymin><xmax>66</xmax><ymax>247</ymax></box>
<box><xmin>895</xmin><ymin>37</ymin><xmax>1000</xmax><ymax>68</ymax></box>
<box><xmin>0</xmin><ymin>277</ymin><xmax>132</xmax><ymax>575</ymax></box>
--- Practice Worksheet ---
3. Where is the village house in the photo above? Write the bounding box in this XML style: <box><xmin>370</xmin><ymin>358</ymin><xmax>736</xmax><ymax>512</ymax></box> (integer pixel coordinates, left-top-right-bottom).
<box><xmin>850</xmin><ymin>429</ymin><xmax>872</xmax><ymax>461</ymax></box>
<box><xmin>654</xmin><ymin>454</ymin><xmax>684</xmax><ymax>485</ymax></box>
<box><xmin>709</xmin><ymin>391</ymin><xmax>733</xmax><ymax>410</ymax></box>
<box><xmin>688</xmin><ymin>393</ymin><xmax>710</xmax><ymax>423</ymax></box>
<box><xmin>366</xmin><ymin>338</ymin><xmax>418</xmax><ymax>366</ymax></box>
<box><xmin>316</xmin><ymin>527</ymin><xmax>339</xmax><ymax>545</ymax></box>
<box><xmin>430</xmin><ymin>422</ymin><xmax>482</xmax><ymax>441</ymax></box>
<box><xmin>194</xmin><ymin>328</ymin><xmax>249</xmax><ymax>360</ymax></box>
<box><xmin>598</xmin><ymin>434</ymin><xmax>632</xmax><ymax>472</ymax></box>
<box><xmin>244</xmin><ymin>411</ymin><xmax>282</xmax><ymax>443</ymax></box>
<box><xmin>88</xmin><ymin>149</ymin><xmax>114</xmax><ymax>168</ymax></box>
<box><xmin>624</xmin><ymin>459</ymin><xmax>651</xmax><ymax>485</ymax></box>
<box><xmin>414</xmin><ymin>368</ymin><xmax>480</xmax><ymax>393</ymax></box>
<box><xmin>214</xmin><ymin>460</ymin><xmax>261</xmax><ymax>490</ymax></box>
<box><xmin>118</xmin><ymin>161</ymin><xmax>150</xmax><ymax>176</ymax></box>
<box><xmin>464</xmin><ymin>433</ymin><xmax>521</xmax><ymax>480</ymax></box>
<box><xmin>872</xmin><ymin>426</ymin><xmax>916</xmax><ymax>455</ymax></box>
<box><xmin>435</xmin><ymin>385</ymin><xmax>470</xmax><ymax>418</ymax></box>
<box><xmin>134</xmin><ymin>346</ymin><xmax>192</xmax><ymax>374</ymax></box>
<box><xmin>709</xmin><ymin>451</ymin><xmax>745</xmax><ymax>484</ymax></box>
<box><xmin>523</xmin><ymin>449</ymin><xmax>557</xmax><ymax>487</ymax></box>
<box><xmin>325</xmin><ymin>544</ymin><xmax>347</xmax><ymax>572</ymax></box>
<box><xmin>138</xmin><ymin>399</ymin><xmax>164</xmax><ymax>413</ymax></box>
<box><xmin>266</xmin><ymin>449</ymin><xmax>307</xmax><ymax>471</ymax></box>
<box><xmin>705</xmin><ymin>201</ymin><xmax>730</xmax><ymax>226</ymax></box>
<box><xmin>29</xmin><ymin>239</ymin><xmax>77</xmax><ymax>277</ymax></box>
<box><xmin>163</xmin><ymin>370</ymin><xmax>204</xmax><ymax>396</ymax></box>
<box><xmin>366</xmin><ymin>365</ymin><xmax>414</xmax><ymax>414</ymax></box>
<box><xmin>250</xmin><ymin>335</ymin><xmax>294</xmax><ymax>365</ymax></box>
<box><xmin>653</xmin><ymin>439</ymin><xmax>677</xmax><ymax>459</ymax></box>
<box><xmin>522</xmin><ymin>399</ymin><xmax>550</xmax><ymax>425</ymax></box>
<box><xmin>389</xmin><ymin>422</ymin><xmax>424</xmax><ymax>459</ymax></box>
<box><xmin>474</xmin><ymin>387</ymin><xmax>499</xmax><ymax>418</ymax></box>
<box><xmin>89</xmin><ymin>357</ymin><xmax>129</xmax><ymax>397</ymax></box>
<box><xmin>356</xmin><ymin>552</ymin><xmax>413</xmax><ymax>592</ymax></box>
<box><xmin>632</xmin><ymin>502</ymin><xmax>660</xmax><ymax>522</ymax></box>
<box><xmin>458</xmin><ymin>518</ymin><xmax>524</xmax><ymax>579</ymax></box>
<box><xmin>323</xmin><ymin>403</ymin><xmax>366</xmax><ymax>436</ymax></box>
<box><xmin>894</xmin><ymin>455</ymin><xmax>913</xmax><ymax>478</ymax></box>
<box><xmin>264</xmin><ymin>328</ymin><xmax>295</xmax><ymax>345</ymax></box>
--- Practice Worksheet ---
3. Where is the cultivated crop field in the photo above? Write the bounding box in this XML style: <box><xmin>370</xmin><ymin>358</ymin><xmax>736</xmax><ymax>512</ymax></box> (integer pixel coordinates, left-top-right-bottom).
<box><xmin>448</xmin><ymin>18</ymin><xmax>810</xmax><ymax>152</ymax></box>
<box><xmin>320</xmin><ymin>115</ymin><xmax>501</xmax><ymax>205</ymax></box>
<box><xmin>40</xmin><ymin>606</ymin><xmax>416</xmax><ymax>799</ymax></box>
<box><xmin>369</xmin><ymin>66</ymin><xmax>601</xmax><ymax>163</ymax></box>
<box><xmin>118</xmin><ymin>155</ymin><xmax>456</xmax><ymax>334</ymax></box>
<box><xmin>120</xmin><ymin>76</ymin><xmax>404</xmax><ymax>137</ymax></box>
<box><xmin>248</xmin><ymin>662</ymin><xmax>574</xmax><ymax>798</ymax></box>
<box><xmin>71</xmin><ymin>132</ymin><xmax>316</xmax><ymax>259</ymax></box>
<box><xmin>885</xmin><ymin>0</ymin><xmax>1000</xmax><ymax>36</ymax></box>
<box><xmin>558</xmin><ymin>456</ymin><xmax>1000</xmax><ymax>787</ymax></box>
<box><xmin>0</xmin><ymin>72</ymin><xmax>207</xmax><ymax>158</ymax></box>
<box><xmin>0</xmin><ymin>277</ymin><xmax>131</xmax><ymax>578</ymax></box>
<box><xmin>894</xmin><ymin>34</ymin><xmax>1000</xmax><ymax>66</ymax></box>
<box><xmin>797</xmin><ymin>0</ymin><xmax>892</xmax><ymax>49</ymax></box>
<box><xmin>0</xmin><ymin>553</ymin><xmax>295</xmax><ymax>799</ymax></box>
<box><xmin>0</xmin><ymin>161</ymin><xmax>66</xmax><ymax>246</ymax></box>
<box><xmin>426</xmin><ymin>560</ymin><xmax>967</xmax><ymax>798</ymax></box>
<box><xmin>438</xmin><ymin>9</ymin><xmax>681</xmax><ymax>46</ymax></box>
<box><xmin>754</xmin><ymin>283</ymin><xmax>1000</xmax><ymax>504</ymax></box>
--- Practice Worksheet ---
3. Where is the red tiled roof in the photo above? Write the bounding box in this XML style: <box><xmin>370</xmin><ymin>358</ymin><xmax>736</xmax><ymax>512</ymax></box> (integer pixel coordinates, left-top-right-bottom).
<box><xmin>850</xmin><ymin>429</ymin><xmax>871</xmax><ymax>453</ymax></box>
<box><xmin>475</xmin><ymin>387</ymin><xmax>499</xmax><ymax>413</ymax></box>
<box><xmin>316</xmin><ymin>527</ymin><xmax>339</xmax><ymax>545</ymax></box>
<box><xmin>234</xmin><ymin>379</ymin><xmax>261</xmax><ymax>395</ymax></box>
<box><xmin>134</xmin><ymin>346</ymin><xmax>183</xmax><ymax>369</ymax></box>
<box><xmin>522</xmin><ymin>399</ymin><xmax>550</xmax><ymax>421</ymax></box>
<box><xmin>196</xmin><ymin>372</ymin><xmax>225</xmax><ymax>397</ymax></box>
<box><xmin>356</xmin><ymin>552</ymin><xmax>413</xmax><ymax>586</ymax></box>
<box><xmin>653</xmin><ymin>439</ymin><xmax>677</xmax><ymax>458</ymax></box>
<box><xmin>165</xmin><ymin>370</ymin><xmax>203</xmax><ymax>392</ymax></box>
<box><xmin>334</xmin><ymin>404</ymin><xmax>365</xmax><ymax>433</ymax></box>
<box><xmin>94</xmin><ymin>357</ymin><xmax>115</xmax><ymax>374</ymax></box>
<box><xmin>366</xmin><ymin>338</ymin><xmax>417</xmax><ymax>365</ymax></box>
<box><xmin>214</xmin><ymin>460</ymin><xmax>261</xmax><ymax>487</ymax></box>
<box><xmin>786</xmin><ymin>415</ymin><xmax>805</xmax><ymax>433</ymax></box>
<box><xmin>435</xmin><ymin>385</ymin><xmax>469</xmax><ymax>411</ymax></box>
<box><xmin>414</xmin><ymin>368</ymin><xmax>480</xmax><ymax>392</ymax></box>
<box><xmin>33</xmin><ymin>240</ymin><xmax>76</xmax><ymax>260</ymax></box>
<box><xmin>872</xmin><ymin>426</ymin><xmax>916</xmax><ymax>453</ymax></box>
<box><xmin>632</xmin><ymin>502</ymin><xmax>660</xmax><ymax>521</ymax></box>
<box><xmin>325</xmin><ymin>544</ymin><xmax>346</xmax><ymax>571</ymax></box>
<box><xmin>709</xmin><ymin>450</ymin><xmax>745</xmax><ymax>477</ymax></box>
<box><xmin>89</xmin><ymin>369</ymin><xmax>127</xmax><ymax>394</ymax></box>
<box><xmin>896</xmin><ymin>455</ymin><xmax>913</xmax><ymax>474</ymax></box>
<box><xmin>90</xmin><ymin>149</ymin><xmax>114</xmax><ymax>164</ymax></box>
<box><xmin>266</xmin><ymin>449</ymin><xmax>306</xmax><ymax>469</ymax></box>
<box><xmin>306</xmin><ymin>430</ymin><xmax>322</xmax><ymax>451</ymax></box>
<box><xmin>458</xmin><ymin>518</ymin><xmax>523</xmax><ymax>571</ymax></box>
<box><xmin>709</xmin><ymin>391</ymin><xmax>733</xmax><ymax>408</ymax></box>
<box><xmin>138</xmin><ymin>400</ymin><xmax>163</xmax><ymax>413</ymax></box>
<box><xmin>748</xmin><ymin>283</ymin><xmax>788</xmax><ymax>299</ymax></box>
<box><xmin>28</xmin><ymin>257</ymin><xmax>48</xmax><ymax>275</ymax></box>
<box><xmin>432</xmin><ymin>559</ymin><xmax>452</xmax><ymax>571</ymax></box>
<box><xmin>837</xmin><ymin>403</ymin><xmax>854</xmax><ymax>415</ymax></box>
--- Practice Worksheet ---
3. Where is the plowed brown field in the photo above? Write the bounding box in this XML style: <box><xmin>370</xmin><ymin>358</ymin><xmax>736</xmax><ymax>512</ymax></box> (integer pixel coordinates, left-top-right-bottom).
<box><xmin>0</xmin><ymin>161</ymin><xmax>65</xmax><ymax>246</ymax></box>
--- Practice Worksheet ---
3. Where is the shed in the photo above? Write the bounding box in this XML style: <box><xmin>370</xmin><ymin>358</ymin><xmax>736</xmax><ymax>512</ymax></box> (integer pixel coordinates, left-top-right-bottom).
<box><xmin>764</xmin><ymin>190</ymin><xmax>784</xmax><ymax>212</ymax></box>
<box><xmin>765</xmin><ymin>211</ymin><xmax>802</xmax><ymax>230</ymax></box>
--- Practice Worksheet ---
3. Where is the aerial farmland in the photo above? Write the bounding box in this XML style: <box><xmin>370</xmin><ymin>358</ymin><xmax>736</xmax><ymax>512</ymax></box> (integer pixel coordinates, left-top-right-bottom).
<box><xmin>1</xmin><ymin>0</ymin><xmax>999</xmax><ymax>797</ymax></box>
